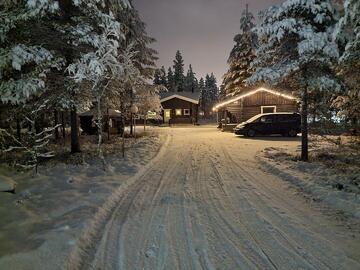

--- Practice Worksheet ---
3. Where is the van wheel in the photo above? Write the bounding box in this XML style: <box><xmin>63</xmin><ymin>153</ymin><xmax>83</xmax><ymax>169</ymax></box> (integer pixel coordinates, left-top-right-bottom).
<box><xmin>247</xmin><ymin>129</ymin><xmax>256</xmax><ymax>137</ymax></box>
<box><xmin>288</xmin><ymin>129</ymin><xmax>298</xmax><ymax>137</ymax></box>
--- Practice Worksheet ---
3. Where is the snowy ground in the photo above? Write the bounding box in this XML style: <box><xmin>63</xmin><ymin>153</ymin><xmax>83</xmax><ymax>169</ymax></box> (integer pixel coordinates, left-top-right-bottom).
<box><xmin>1</xmin><ymin>126</ymin><xmax>360</xmax><ymax>270</ymax></box>
<box><xmin>0</xmin><ymin>129</ymin><xmax>165</xmax><ymax>270</ymax></box>
<box><xmin>258</xmin><ymin>140</ymin><xmax>360</xmax><ymax>219</ymax></box>
<box><xmin>64</xmin><ymin>127</ymin><xmax>359</xmax><ymax>270</ymax></box>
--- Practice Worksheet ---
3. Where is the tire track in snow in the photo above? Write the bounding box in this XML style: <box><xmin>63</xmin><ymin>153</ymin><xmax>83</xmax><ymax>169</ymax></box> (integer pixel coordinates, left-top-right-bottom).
<box><xmin>66</xmin><ymin>134</ymin><xmax>172</xmax><ymax>270</ymax></box>
<box><xmin>218</xmin><ymin>145</ymin><xmax>334</xmax><ymax>269</ymax></box>
<box><xmin>191</xmin><ymin>144</ymin><xmax>264</xmax><ymax>269</ymax></box>
<box><xmin>218</xmin><ymin>142</ymin><xmax>358</xmax><ymax>269</ymax></box>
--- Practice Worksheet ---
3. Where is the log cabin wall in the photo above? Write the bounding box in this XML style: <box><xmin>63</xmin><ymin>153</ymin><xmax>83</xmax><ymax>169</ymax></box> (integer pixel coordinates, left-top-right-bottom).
<box><xmin>161</xmin><ymin>98</ymin><xmax>198</xmax><ymax>124</ymax></box>
<box><xmin>224</xmin><ymin>91</ymin><xmax>298</xmax><ymax>123</ymax></box>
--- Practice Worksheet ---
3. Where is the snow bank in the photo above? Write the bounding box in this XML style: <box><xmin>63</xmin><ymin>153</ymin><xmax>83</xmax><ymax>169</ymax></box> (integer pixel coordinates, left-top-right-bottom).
<box><xmin>0</xmin><ymin>131</ymin><xmax>166</xmax><ymax>270</ymax></box>
<box><xmin>0</xmin><ymin>175</ymin><xmax>16</xmax><ymax>193</ymax></box>
<box><xmin>258</xmin><ymin>147</ymin><xmax>360</xmax><ymax>219</ymax></box>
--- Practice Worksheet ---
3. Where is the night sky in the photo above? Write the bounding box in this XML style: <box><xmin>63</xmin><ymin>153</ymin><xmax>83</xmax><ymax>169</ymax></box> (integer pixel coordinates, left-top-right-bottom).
<box><xmin>133</xmin><ymin>0</ymin><xmax>283</xmax><ymax>84</ymax></box>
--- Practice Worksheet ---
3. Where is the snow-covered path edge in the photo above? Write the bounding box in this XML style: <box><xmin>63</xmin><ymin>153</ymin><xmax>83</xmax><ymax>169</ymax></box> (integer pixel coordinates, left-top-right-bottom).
<box><xmin>256</xmin><ymin>154</ymin><xmax>360</xmax><ymax>219</ymax></box>
<box><xmin>66</xmin><ymin>134</ymin><xmax>171</xmax><ymax>270</ymax></box>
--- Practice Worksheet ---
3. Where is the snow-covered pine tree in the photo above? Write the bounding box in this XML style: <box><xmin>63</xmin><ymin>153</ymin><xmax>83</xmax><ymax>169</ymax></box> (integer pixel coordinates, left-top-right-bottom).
<box><xmin>118</xmin><ymin>1</ymin><xmax>158</xmax><ymax>80</ymax></box>
<box><xmin>67</xmin><ymin>0</ymin><xmax>134</xmax><ymax>165</ymax></box>
<box><xmin>185</xmin><ymin>64</ymin><xmax>198</xmax><ymax>92</ymax></box>
<box><xmin>153</xmin><ymin>69</ymin><xmax>162</xmax><ymax>85</ymax></box>
<box><xmin>248</xmin><ymin>0</ymin><xmax>340</xmax><ymax>161</ymax></box>
<box><xmin>173</xmin><ymin>50</ymin><xmax>185</xmax><ymax>92</ymax></box>
<box><xmin>0</xmin><ymin>0</ymin><xmax>89</xmax><ymax>154</ymax></box>
<box><xmin>153</xmin><ymin>66</ymin><xmax>167</xmax><ymax>89</ymax></box>
<box><xmin>0</xmin><ymin>1</ymin><xmax>65</xmax><ymax>105</ymax></box>
<box><xmin>198</xmin><ymin>77</ymin><xmax>206</xmax><ymax>115</ymax></box>
<box><xmin>333</xmin><ymin>0</ymin><xmax>360</xmax><ymax>126</ymax></box>
<box><xmin>222</xmin><ymin>4</ymin><xmax>257</xmax><ymax>97</ymax></box>
<box><xmin>104</xmin><ymin>0</ymin><xmax>159</xmax><ymax>138</ymax></box>
<box><xmin>207</xmin><ymin>73</ymin><xmax>219</xmax><ymax>115</ymax></box>
<box><xmin>200</xmin><ymin>74</ymin><xmax>218</xmax><ymax>118</ymax></box>
<box><xmin>167</xmin><ymin>67</ymin><xmax>175</xmax><ymax>92</ymax></box>
<box><xmin>159</xmin><ymin>66</ymin><xmax>167</xmax><ymax>87</ymax></box>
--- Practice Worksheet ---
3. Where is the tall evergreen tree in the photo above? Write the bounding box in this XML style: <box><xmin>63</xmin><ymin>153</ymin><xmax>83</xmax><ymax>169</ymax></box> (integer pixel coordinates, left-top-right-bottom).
<box><xmin>167</xmin><ymin>67</ymin><xmax>175</xmax><ymax>92</ymax></box>
<box><xmin>159</xmin><ymin>66</ymin><xmax>167</xmax><ymax>86</ymax></box>
<box><xmin>153</xmin><ymin>69</ymin><xmax>161</xmax><ymax>85</ymax></box>
<box><xmin>200</xmin><ymin>74</ymin><xmax>218</xmax><ymax>117</ymax></box>
<box><xmin>248</xmin><ymin>0</ymin><xmax>340</xmax><ymax>161</ymax></box>
<box><xmin>173</xmin><ymin>50</ymin><xmax>185</xmax><ymax>92</ymax></box>
<box><xmin>209</xmin><ymin>73</ymin><xmax>219</xmax><ymax>102</ymax></box>
<box><xmin>118</xmin><ymin>2</ymin><xmax>158</xmax><ymax>80</ymax></box>
<box><xmin>185</xmin><ymin>64</ymin><xmax>197</xmax><ymax>92</ymax></box>
<box><xmin>333</xmin><ymin>0</ymin><xmax>360</xmax><ymax>125</ymax></box>
<box><xmin>222</xmin><ymin>4</ymin><xmax>257</xmax><ymax>97</ymax></box>
<box><xmin>199</xmin><ymin>77</ymin><xmax>206</xmax><ymax>114</ymax></box>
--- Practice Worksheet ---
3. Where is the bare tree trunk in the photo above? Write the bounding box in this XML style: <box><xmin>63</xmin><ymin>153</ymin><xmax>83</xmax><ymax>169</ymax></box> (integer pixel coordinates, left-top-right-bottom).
<box><xmin>54</xmin><ymin>110</ymin><xmax>59</xmax><ymax>140</ymax></box>
<box><xmin>301</xmin><ymin>86</ymin><xmax>309</xmax><ymax>162</ymax></box>
<box><xmin>70</xmin><ymin>107</ymin><xmax>81</xmax><ymax>153</ymax></box>
<box><xmin>61</xmin><ymin>111</ymin><xmax>66</xmax><ymax>139</ymax></box>
<box><xmin>16</xmin><ymin>118</ymin><xmax>21</xmax><ymax>141</ymax></box>
<box><xmin>107</xmin><ymin>108</ymin><xmax>110</xmax><ymax>141</ymax></box>
<box><xmin>144</xmin><ymin>115</ymin><xmax>146</xmax><ymax>132</ymax></box>
<box><xmin>130</xmin><ymin>113</ymin><xmax>133</xmax><ymax>136</ymax></box>
<box><xmin>130</xmin><ymin>90</ymin><xmax>134</xmax><ymax>136</ymax></box>
<box><xmin>122</xmin><ymin>117</ymin><xmax>125</xmax><ymax>158</ymax></box>
<box><xmin>97</xmin><ymin>98</ymin><xmax>103</xmax><ymax>155</ymax></box>
<box><xmin>96</xmin><ymin>97</ymin><xmax>106</xmax><ymax>169</ymax></box>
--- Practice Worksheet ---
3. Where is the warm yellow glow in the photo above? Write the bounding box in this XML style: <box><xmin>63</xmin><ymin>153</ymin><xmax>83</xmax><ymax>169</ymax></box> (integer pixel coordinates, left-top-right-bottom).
<box><xmin>176</xmin><ymin>109</ymin><xmax>182</xmax><ymax>116</ymax></box>
<box><xmin>213</xmin><ymin>87</ymin><xmax>297</xmax><ymax>110</ymax></box>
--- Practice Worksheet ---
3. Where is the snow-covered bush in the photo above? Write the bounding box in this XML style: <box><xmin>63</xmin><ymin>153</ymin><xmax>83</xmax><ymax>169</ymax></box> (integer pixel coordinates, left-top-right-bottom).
<box><xmin>2</xmin><ymin>102</ymin><xmax>60</xmax><ymax>173</ymax></box>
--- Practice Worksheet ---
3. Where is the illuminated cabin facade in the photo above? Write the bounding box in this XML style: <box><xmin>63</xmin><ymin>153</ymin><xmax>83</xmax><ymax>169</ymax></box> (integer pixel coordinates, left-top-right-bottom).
<box><xmin>160</xmin><ymin>92</ymin><xmax>200</xmax><ymax>124</ymax></box>
<box><xmin>214</xmin><ymin>87</ymin><xmax>299</xmax><ymax>123</ymax></box>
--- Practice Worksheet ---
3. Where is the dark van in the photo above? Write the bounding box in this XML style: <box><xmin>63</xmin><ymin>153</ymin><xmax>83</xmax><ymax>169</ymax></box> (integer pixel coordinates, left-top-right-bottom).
<box><xmin>234</xmin><ymin>113</ymin><xmax>301</xmax><ymax>137</ymax></box>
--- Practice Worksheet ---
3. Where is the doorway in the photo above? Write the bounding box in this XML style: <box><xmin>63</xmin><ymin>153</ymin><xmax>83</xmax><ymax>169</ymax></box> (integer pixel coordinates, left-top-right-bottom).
<box><xmin>164</xmin><ymin>109</ymin><xmax>171</xmax><ymax>123</ymax></box>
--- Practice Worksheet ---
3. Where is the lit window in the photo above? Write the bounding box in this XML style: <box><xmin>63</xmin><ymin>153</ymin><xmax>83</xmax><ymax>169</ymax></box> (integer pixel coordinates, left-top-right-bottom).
<box><xmin>176</xmin><ymin>109</ymin><xmax>182</xmax><ymax>116</ymax></box>
<box><xmin>184</xmin><ymin>109</ymin><xmax>190</xmax><ymax>116</ymax></box>
<box><xmin>164</xmin><ymin>110</ymin><xmax>171</xmax><ymax>118</ymax></box>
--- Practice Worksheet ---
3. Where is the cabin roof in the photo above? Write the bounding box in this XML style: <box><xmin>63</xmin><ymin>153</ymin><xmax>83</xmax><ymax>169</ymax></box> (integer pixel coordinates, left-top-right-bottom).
<box><xmin>214</xmin><ymin>87</ymin><xmax>298</xmax><ymax>110</ymax></box>
<box><xmin>80</xmin><ymin>109</ymin><xmax>122</xmax><ymax>117</ymax></box>
<box><xmin>160</xmin><ymin>91</ymin><xmax>201</xmax><ymax>104</ymax></box>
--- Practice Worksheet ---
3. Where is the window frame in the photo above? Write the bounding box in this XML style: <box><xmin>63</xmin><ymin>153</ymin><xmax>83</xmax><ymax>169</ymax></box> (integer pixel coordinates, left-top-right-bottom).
<box><xmin>261</xmin><ymin>106</ymin><xmax>277</xmax><ymax>114</ymax></box>
<box><xmin>183</xmin><ymin>109</ymin><xmax>190</xmax><ymax>116</ymax></box>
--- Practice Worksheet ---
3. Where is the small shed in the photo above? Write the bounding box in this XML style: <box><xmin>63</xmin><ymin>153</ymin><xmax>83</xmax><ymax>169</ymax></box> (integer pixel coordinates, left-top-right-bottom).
<box><xmin>214</xmin><ymin>87</ymin><xmax>299</xmax><ymax>124</ymax></box>
<box><xmin>79</xmin><ymin>109</ymin><xmax>123</xmax><ymax>135</ymax></box>
<box><xmin>160</xmin><ymin>92</ymin><xmax>201</xmax><ymax>124</ymax></box>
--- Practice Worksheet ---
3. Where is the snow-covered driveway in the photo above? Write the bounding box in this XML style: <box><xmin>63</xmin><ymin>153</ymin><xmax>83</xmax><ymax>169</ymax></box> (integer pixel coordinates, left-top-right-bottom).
<box><xmin>70</xmin><ymin>127</ymin><xmax>360</xmax><ymax>270</ymax></box>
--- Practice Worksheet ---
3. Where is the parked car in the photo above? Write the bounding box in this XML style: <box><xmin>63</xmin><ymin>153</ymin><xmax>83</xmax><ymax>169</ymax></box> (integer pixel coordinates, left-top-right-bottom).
<box><xmin>234</xmin><ymin>112</ymin><xmax>301</xmax><ymax>137</ymax></box>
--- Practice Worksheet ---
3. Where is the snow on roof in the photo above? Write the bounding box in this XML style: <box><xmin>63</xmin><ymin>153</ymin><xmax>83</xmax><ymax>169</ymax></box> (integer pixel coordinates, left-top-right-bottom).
<box><xmin>214</xmin><ymin>87</ymin><xmax>298</xmax><ymax>110</ymax></box>
<box><xmin>160</xmin><ymin>91</ymin><xmax>201</xmax><ymax>104</ymax></box>
<box><xmin>80</xmin><ymin>109</ymin><xmax>122</xmax><ymax>117</ymax></box>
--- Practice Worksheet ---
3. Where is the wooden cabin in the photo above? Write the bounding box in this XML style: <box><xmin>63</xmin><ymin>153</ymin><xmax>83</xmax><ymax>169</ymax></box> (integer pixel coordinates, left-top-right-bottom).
<box><xmin>160</xmin><ymin>92</ymin><xmax>200</xmax><ymax>124</ymax></box>
<box><xmin>214</xmin><ymin>87</ymin><xmax>299</xmax><ymax>124</ymax></box>
<box><xmin>79</xmin><ymin>109</ymin><xmax>123</xmax><ymax>135</ymax></box>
